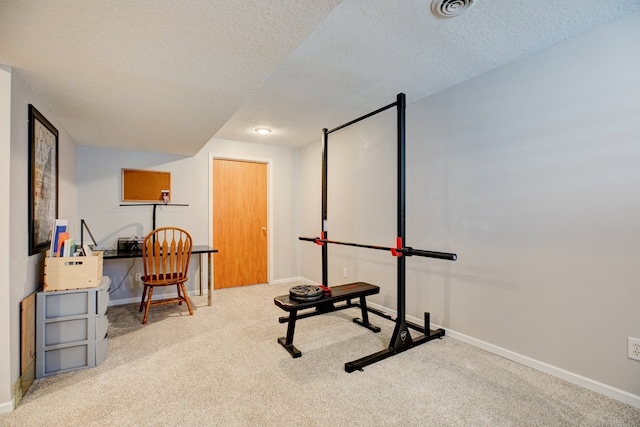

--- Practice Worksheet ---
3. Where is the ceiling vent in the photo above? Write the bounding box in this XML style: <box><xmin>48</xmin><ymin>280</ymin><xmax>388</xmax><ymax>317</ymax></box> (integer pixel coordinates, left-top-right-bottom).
<box><xmin>431</xmin><ymin>0</ymin><xmax>475</xmax><ymax>18</ymax></box>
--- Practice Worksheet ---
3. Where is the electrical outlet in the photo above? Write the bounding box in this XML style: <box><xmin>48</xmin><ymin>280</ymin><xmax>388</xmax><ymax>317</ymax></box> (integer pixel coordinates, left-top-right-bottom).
<box><xmin>629</xmin><ymin>337</ymin><xmax>640</xmax><ymax>361</ymax></box>
<box><xmin>343</xmin><ymin>267</ymin><xmax>348</xmax><ymax>278</ymax></box>
<box><xmin>135</xmin><ymin>273</ymin><xmax>143</xmax><ymax>282</ymax></box>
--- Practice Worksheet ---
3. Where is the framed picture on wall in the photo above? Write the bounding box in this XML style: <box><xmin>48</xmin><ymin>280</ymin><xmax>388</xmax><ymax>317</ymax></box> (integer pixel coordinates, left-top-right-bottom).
<box><xmin>28</xmin><ymin>104</ymin><xmax>59</xmax><ymax>255</ymax></box>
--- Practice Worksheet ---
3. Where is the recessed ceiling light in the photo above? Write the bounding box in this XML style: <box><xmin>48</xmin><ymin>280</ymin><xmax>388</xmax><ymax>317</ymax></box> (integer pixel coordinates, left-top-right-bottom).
<box><xmin>255</xmin><ymin>128</ymin><xmax>272</xmax><ymax>135</ymax></box>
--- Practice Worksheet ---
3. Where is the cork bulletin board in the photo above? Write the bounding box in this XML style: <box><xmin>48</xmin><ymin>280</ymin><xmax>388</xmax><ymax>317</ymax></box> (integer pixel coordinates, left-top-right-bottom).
<box><xmin>121</xmin><ymin>169</ymin><xmax>171</xmax><ymax>202</ymax></box>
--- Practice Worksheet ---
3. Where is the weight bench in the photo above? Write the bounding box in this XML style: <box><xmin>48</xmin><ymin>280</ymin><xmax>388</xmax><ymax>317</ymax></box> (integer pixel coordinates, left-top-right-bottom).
<box><xmin>274</xmin><ymin>282</ymin><xmax>380</xmax><ymax>358</ymax></box>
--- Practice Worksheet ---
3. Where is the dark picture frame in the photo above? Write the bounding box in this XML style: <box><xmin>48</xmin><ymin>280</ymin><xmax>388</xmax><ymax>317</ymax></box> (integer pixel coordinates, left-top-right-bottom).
<box><xmin>28</xmin><ymin>104</ymin><xmax>59</xmax><ymax>255</ymax></box>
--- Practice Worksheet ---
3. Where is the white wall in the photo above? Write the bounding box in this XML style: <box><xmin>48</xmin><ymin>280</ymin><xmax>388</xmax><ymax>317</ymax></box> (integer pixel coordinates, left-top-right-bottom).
<box><xmin>299</xmin><ymin>13</ymin><xmax>640</xmax><ymax>402</ymax></box>
<box><xmin>78</xmin><ymin>137</ymin><xmax>300</xmax><ymax>303</ymax></box>
<box><xmin>1</xmin><ymin>68</ymin><xmax>78</xmax><ymax>413</ymax></box>
<box><xmin>299</xmin><ymin>142</ymin><xmax>322</xmax><ymax>281</ymax></box>
<box><xmin>0</xmin><ymin>66</ymin><xmax>13</xmax><ymax>412</ymax></box>
<box><xmin>299</xmin><ymin>109</ymin><xmax>401</xmax><ymax>293</ymax></box>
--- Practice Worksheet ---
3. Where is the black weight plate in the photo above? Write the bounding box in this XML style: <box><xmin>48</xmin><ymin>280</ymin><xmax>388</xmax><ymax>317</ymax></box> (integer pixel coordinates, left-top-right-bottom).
<box><xmin>289</xmin><ymin>294</ymin><xmax>323</xmax><ymax>302</ymax></box>
<box><xmin>290</xmin><ymin>285</ymin><xmax>323</xmax><ymax>297</ymax></box>
<box><xmin>289</xmin><ymin>285</ymin><xmax>323</xmax><ymax>302</ymax></box>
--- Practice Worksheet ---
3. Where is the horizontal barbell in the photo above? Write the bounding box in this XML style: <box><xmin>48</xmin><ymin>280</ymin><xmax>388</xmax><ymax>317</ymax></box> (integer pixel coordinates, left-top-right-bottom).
<box><xmin>299</xmin><ymin>236</ymin><xmax>456</xmax><ymax>261</ymax></box>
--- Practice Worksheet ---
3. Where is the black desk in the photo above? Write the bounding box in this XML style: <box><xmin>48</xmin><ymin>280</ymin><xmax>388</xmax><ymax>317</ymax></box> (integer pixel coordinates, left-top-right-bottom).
<box><xmin>103</xmin><ymin>245</ymin><xmax>218</xmax><ymax>306</ymax></box>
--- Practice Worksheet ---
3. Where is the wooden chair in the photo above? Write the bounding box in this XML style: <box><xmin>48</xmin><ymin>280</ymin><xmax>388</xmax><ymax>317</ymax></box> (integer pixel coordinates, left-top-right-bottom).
<box><xmin>139</xmin><ymin>227</ymin><xmax>194</xmax><ymax>324</ymax></box>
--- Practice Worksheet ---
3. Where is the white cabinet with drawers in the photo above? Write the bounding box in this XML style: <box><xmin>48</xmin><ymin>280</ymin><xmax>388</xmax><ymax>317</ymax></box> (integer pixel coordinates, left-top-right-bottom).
<box><xmin>36</xmin><ymin>276</ymin><xmax>111</xmax><ymax>378</ymax></box>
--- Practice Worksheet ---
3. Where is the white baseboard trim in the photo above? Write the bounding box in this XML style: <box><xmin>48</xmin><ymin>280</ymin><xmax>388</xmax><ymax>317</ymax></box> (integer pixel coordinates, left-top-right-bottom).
<box><xmin>109</xmin><ymin>296</ymin><xmax>140</xmax><ymax>306</ymax></box>
<box><xmin>366</xmin><ymin>301</ymin><xmax>640</xmax><ymax>409</ymax></box>
<box><xmin>269</xmin><ymin>276</ymin><xmax>316</xmax><ymax>286</ymax></box>
<box><xmin>108</xmin><ymin>278</ymin><xmax>311</xmax><ymax>306</ymax></box>
<box><xmin>108</xmin><ymin>290</ymin><xmax>202</xmax><ymax>307</ymax></box>
<box><xmin>0</xmin><ymin>399</ymin><xmax>14</xmax><ymax>414</ymax></box>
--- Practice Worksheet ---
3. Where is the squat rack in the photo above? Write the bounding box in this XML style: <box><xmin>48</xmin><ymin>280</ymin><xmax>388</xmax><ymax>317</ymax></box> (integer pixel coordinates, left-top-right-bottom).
<box><xmin>301</xmin><ymin>93</ymin><xmax>457</xmax><ymax>372</ymax></box>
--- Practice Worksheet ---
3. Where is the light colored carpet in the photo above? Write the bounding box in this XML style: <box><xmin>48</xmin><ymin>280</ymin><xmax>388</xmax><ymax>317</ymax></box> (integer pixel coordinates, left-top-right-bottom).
<box><xmin>2</xmin><ymin>281</ymin><xmax>639</xmax><ymax>426</ymax></box>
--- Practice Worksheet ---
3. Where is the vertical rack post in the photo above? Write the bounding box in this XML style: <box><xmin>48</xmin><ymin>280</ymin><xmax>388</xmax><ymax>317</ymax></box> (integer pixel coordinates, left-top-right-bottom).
<box><xmin>388</xmin><ymin>93</ymin><xmax>411</xmax><ymax>350</ymax></box>
<box><xmin>321</xmin><ymin>128</ymin><xmax>329</xmax><ymax>287</ymax></box>
<box><xmin>396</xmin><ymin>93</ymin><xmax>407</xmax><ymax>326</ymax></box>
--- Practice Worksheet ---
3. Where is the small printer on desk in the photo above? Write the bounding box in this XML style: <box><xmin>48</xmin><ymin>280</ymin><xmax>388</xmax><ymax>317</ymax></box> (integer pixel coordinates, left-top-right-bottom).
<box><xmin>117</xmin><ymin>237</ymin><xmax>144</xmax><ymax>254</ymax></box>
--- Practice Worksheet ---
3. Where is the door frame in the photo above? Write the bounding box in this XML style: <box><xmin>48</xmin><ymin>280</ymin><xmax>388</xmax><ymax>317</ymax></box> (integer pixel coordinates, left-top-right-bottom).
<box><xmin>209</xmin><ymin>152</ymin><xmax>273</xmax><ymax>286</ymax></box>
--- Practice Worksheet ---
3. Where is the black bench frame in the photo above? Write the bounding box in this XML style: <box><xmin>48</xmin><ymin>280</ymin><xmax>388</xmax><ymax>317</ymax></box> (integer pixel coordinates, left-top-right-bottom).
<box><xmin>274</xmin><ymin>282</ymin><xmax>380</xmax><ymax>358</ymax></box>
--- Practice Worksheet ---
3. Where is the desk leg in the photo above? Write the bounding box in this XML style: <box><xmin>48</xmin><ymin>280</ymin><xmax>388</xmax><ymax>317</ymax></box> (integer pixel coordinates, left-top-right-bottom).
<box><xmin>207</xmin><ymin>252</ymin><xmax>213</xmax><ymax>306</ymax></box>
<box><xmin>199</xmin><ymin>254</ymin><xmax>204</xmax><ymax>296</ymax></box>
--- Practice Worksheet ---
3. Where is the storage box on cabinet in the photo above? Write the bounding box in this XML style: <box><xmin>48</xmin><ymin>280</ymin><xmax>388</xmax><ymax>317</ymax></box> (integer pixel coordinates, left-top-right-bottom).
<box><xmin>36</xmin><ymin>276</ymin><xmax>111</xmax><ymax>378</ymax></box>
<box><xmin>44</xmin><ymin>251</ymin><xmax>103</xmax><ymax>292</ymax></box>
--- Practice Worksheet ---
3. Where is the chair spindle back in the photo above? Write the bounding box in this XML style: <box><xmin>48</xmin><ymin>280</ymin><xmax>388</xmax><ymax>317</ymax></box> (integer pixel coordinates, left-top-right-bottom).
<box><xmin>142</xmin><ymin>227</ymin><xmax>192</xmax><ymax>279</ymax></box>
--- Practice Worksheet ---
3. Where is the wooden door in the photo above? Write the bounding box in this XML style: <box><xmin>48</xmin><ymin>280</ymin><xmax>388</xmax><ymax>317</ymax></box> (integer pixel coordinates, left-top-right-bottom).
<box><xmin>213</xmin><ymin>159</ymin><xmax>267</xmax><ymax>288</ymax></box>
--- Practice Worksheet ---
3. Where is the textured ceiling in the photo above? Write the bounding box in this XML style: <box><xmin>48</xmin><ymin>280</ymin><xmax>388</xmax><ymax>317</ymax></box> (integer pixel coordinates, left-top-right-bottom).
<box><xmin>0</xmin><ymin>0</ymin><xmax>341</xmax><ymax>155</ymax></box>
<box><xmin>1</xmin><ymin>0</ymin><xmax>639</xmax><ymax>155</ymax></box>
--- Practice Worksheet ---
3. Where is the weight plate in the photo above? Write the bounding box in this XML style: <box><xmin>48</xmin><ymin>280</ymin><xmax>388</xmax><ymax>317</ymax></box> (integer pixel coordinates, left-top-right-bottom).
<box><xmin>289</xmin><ymin>285</ymin><xmax>323</xmax><ymax>302</ymax></box>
